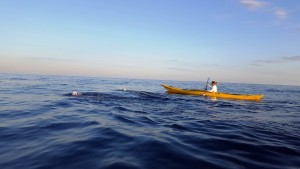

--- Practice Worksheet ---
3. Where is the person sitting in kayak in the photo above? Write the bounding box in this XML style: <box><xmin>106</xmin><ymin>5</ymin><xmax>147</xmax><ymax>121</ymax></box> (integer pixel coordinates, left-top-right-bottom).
<box><xmin>207</xmin><ymin>81</ymin><xmax>218</xmax><ymax>92</ymax></box>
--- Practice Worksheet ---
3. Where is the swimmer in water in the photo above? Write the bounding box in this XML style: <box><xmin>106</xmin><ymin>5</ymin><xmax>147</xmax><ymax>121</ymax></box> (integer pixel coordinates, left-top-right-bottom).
<box><xmin>72</xmin><ymin>91</ymin><xmax>81</xmax><ymax>96</ymax></box>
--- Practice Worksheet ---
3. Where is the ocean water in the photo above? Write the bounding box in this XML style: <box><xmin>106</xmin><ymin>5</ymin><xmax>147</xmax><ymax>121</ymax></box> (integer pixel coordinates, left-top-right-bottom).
<box><xmin>0</xmin><ymin>73</ymin><xmax>299</xmax><ymax>169</ymax></box>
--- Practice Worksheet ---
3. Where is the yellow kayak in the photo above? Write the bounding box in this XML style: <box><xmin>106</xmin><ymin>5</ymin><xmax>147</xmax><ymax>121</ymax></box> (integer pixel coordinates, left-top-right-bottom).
<box><xmin>162</xmin><ymin>84</ymin><xmax>264</xmax><ymax>101</ymax></box>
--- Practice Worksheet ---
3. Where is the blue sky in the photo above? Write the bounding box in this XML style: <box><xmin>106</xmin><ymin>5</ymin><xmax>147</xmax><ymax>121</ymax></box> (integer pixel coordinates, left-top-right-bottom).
<box><xmin>0</xmin><ymin>0</ymin><xmax>300</xmax><ymax>85</ymax></box>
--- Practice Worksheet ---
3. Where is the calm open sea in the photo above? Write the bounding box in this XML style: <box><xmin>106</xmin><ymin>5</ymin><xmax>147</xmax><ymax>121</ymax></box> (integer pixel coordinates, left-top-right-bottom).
<box><xmin>0</xmin><ymin>73</ymin><xmax>299</xmax><ymax>169</ymax></box>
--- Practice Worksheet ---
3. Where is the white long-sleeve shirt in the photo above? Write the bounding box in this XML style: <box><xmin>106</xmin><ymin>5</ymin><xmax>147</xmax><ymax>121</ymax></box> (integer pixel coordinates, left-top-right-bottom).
<box><xmin>208</xmin><ymin>85</ymin><xmax>217</xmax><ymax>92</ymax></box>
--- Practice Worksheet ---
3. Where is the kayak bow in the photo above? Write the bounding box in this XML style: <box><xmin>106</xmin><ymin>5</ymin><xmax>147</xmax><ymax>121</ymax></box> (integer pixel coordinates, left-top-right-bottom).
<box><xmin>162</xmin><ymin>84</ymin><xmax>264</xmax><ymax>101</ymax></box>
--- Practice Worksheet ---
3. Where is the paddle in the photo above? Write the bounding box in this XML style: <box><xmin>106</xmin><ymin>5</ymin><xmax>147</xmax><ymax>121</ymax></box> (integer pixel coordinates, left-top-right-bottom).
<box><xmin>205</xmin><ymin>77</ymin><xmax>210</xmax><ymax>90</ymax></box>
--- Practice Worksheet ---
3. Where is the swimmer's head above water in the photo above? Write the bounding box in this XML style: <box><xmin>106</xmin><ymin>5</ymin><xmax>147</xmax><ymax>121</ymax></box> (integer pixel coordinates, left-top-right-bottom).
<box><xmin>72</xmin><ymin>91</ymin><xmax>80</xmax><ymax>96</ymax></box>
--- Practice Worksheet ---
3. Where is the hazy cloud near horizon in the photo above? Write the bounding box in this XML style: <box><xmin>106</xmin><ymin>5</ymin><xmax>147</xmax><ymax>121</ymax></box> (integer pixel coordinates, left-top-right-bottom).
<box><xmin>167</xmin><ymin>67</ymin><xmax>196</xmax><ymax>72</ymax></box>
<box><xmin>25</xmin><ymin>56</ymin><xmax>66</xmax><ymax>61</ymax></box>
<box><xmin>252</xmin><ymin>56</ymin><xmax>300</xmax><ymax>66</ymax></box>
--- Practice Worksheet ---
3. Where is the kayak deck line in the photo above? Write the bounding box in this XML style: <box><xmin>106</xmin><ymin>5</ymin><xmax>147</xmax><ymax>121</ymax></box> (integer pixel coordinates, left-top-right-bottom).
<box><xmin>161</xmin><ymin>84</ymin><xmax>264</xmax><ymax>101</ymax></box>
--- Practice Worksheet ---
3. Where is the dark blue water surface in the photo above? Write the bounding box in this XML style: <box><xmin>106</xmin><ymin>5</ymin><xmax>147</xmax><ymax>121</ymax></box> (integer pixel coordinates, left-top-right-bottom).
<box><xmin>0</xmin><ymin>73</ymin><xmax>299</xmax><ymax>169</ymax></box>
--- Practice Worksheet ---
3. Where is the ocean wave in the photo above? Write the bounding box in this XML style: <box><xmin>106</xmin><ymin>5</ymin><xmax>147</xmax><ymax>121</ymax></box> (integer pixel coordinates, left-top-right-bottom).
<box><xmin>1</xmin><ymin>74</ymin><xmax>300</xmax><ymax>169</ymax></box>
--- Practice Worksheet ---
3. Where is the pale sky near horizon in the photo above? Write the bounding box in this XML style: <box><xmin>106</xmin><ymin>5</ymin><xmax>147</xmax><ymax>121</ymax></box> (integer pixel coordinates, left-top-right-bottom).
<box><xmin>1</xmin><ymin>0</ymin><xmax>300</xmax><ymax>86</ymax></box>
